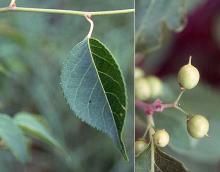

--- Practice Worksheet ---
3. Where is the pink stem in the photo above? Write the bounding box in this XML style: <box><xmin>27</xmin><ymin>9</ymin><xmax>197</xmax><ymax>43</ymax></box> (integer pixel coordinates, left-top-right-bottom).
<box><xmin>135</xmin><ymin>99</ymin><xmax>175</xmax><ymax>115</ymax></box>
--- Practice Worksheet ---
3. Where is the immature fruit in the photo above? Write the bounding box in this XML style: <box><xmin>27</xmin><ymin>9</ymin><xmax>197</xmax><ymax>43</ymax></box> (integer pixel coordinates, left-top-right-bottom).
<box><xmin>187</xmin><ymin>115</ymin><xmax>209</xmax><ymax>139</ymax></box>
<box><xmin>135</xmin><ymin>67</ymin><xmax>144</xmax><ymax>79</ymax></box>
<box><xmin>177</xmin><ymin>57</ymin><xmax>200</xmax><ymax>89</ymax></box>
<box><xmin>135</xmin><ymin>78</ymin><xmax>151</xmax><ymax>100</ymax></box>
<box><xmin>145</xmin><ymin>75</ymin><xmax>163</xmax><ymax>98</ymax></box>
<box><xmin>153</xmin><ymin>129</ymin><xmax>170</xmax><ymax>147</ymax></box>
<box><xmin>135</xmin><ymin>139</ymin><xmax>148</xmax><ymax>155</ymax></box>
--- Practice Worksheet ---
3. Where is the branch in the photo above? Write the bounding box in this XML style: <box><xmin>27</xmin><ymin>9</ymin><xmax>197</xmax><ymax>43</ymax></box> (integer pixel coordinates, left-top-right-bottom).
<box><xmin>0</xmin><ymin>6</ymin><xmax>134</xmax><ymax>16</ymax></box>
<box><xmin>136</xmin><ymin>98</ymin><xmax>189</xmax><ymax>116</ymax></box>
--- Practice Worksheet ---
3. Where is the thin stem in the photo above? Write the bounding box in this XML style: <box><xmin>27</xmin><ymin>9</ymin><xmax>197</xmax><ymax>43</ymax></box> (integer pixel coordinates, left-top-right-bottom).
<box><xmin>9</xmin><ymin>0</ymin><xmax>16</xmax><ymax>7</ymax></box>
<box><xmin>149</xmin><ymin>127</ymin><xmax>155</xmax><ymax>172</ymax></box>
<box><xmin>145</xmin><ymin>115</ymin><xmax>155</xmax><ymax>172</ymax></box>
<box><xmin>188</xmin><ymin>56</ymin><xmax>192</xmax><ymax>65</ymax></box>
<box><xmin>174</xmin><ymin>89</ymin><xmax>185</xmax><ymax>105</ymax></box>
<box><xmin>147</xmin><ymin>115</ymin><xmax>155</xmax><ymax>127</ymax></box>
<box><xmin>0</xmin><ymin>6</ymin><xmax>134</xmax><ymax>16</ymax></box>
<box><xmin>142</xmin><ymin>126</ymin><xmax>150</xmax><ymax>139</ymax></box>
<box><xmin>163</xmin><ymin>103</ymin><xmax>175</xmax><ymax>108</ymax></box>
<box><xmin>150</xmin><ymin>142</ymin><xmax>155</xmax><ymax>172</ymax></box>
<box><xmin>175</xmin><ymin>106</ymin><xmax>189</xmax><ymax>116</ymax></box>
<box><xmin>142</xmin><ymin>115</ymin><xmax>154</xmax><ymax>139</ymax></box>
<box><xmin>85</xmin><ymin>14</ymin><xmax>94</xmax><ymax>38</ymax></box>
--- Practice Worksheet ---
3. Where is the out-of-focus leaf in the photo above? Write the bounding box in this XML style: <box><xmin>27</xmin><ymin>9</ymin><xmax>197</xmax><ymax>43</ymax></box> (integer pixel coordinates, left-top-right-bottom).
<box><xmin>155</xmin><ymin>77</ymin><xmax>220</xmax><ymax>163</ymax></box>
<box><xmin>14</xmin><ymin>112</ymin><xmax>63</xmax><ymax>152</ymax></box>
<box><xmin>136</xmin><ymin>0</ymin><xmax>186</xmax><ymax>52</ymax></box>
<box><xmin>135</xmin><ymin>0</ymin><xmax>204</xmax><ymax>53</ymax></box>
<box><xmin>0</xmin><ymin>20</ymin><xmax>26</xmax><ymax>45</ymax></box>
<box><xmin>0</xmin><ymin>114</ymin><xmax>29</xmax><ymax>163</ymax></box>
<box><xmin>61</xmin><ymin>37</ymin><xmax>127</xmax><ymax>159</ymax></box>
<box><xmin>136</xmin><ymin>145</ymin><xmax>188</xmax><ymax>172</ymax></box>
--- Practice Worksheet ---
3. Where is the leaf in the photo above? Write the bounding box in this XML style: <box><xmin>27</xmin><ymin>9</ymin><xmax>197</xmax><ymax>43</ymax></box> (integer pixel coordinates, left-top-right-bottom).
<box><xmin>14</xmin><ymin>112</ymin><xmax>63</xmax><ymax>152</ymax></box>
<box><xmin>0</xmin><ymin>114</ymin><xmax>29</xmax><ymax>163</ymax></box>
<box><xmin>155</xmin><ymin>77</ymin><xmax>220</xmax><ymax>163</ymax></box>
<box><xmin>61</xmin><ymin>37</ymin><xmax>127</xmax><ymax>159</ymax></box>
<box><xmin>135</xmin><ymin>0</ymin><xmax>204</xmax><ymax>53</ymax></box>
<box><xmin>155</xmin><ymin>148</ymin><xmax>189</xmax><ymax>172</ymax></box>
<box><xmin>136</xmin><ymin>146</ymin><xmax>188</xmax><ymax>172</ymax></box>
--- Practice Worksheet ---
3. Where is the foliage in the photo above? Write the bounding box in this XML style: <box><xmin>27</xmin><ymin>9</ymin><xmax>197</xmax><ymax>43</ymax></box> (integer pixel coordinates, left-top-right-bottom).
<box><xmin>135</xmin><ymin>0</ymin><xmax>205</xmax><ymax>54</ymax></box>
<box><xmin>136</xmin><ymin>146</ymin><xmax>189</xmax><ymax>172</ymax></box>
<box><xmin>0</xmin><ymin>0</ymin><xmax>134</xmax><ymax>171</ymax></box>
<box><xmin>61</xmin><ymin>37</ymin><xmax>127</xmax><ymax>159</ymax></box>
<box><xmin>135</xmin><ymin>0</ymin><xmax>220</xmax><ymax>171</ymax></box>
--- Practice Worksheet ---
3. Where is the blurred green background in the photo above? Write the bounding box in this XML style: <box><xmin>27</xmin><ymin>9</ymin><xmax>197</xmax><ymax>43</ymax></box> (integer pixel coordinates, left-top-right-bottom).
<box><xmin>0</xmin><ymin>0</ymin><xmax>134</xmax><ymax>171</ymax></box>
<box><xmin>135</xmin><ymin>0</ymin><xmax>220</xmax><ymax>171</ymax></box>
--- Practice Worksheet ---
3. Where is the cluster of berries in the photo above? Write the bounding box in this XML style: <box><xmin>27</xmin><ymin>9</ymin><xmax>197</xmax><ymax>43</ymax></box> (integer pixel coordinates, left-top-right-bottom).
<box><xmin>135</xmin><ymin>57</ymin><xmax>209</xmax><ymax>154</ymax></box>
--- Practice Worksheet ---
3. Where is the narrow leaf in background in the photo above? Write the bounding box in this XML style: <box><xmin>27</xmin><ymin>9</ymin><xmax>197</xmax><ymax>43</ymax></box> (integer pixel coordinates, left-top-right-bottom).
<box><xmin>14</xmin><ymin>112</ymin><xmax>64</xmax><ymax>153</ymax></box>
<box><xmin>61</xmin><ymin>37</ymin><xmax>127</xmax><ymax>159</ymax></box>
<box><xmin>0</xmin><ymin>114</ymin><xmax>29</xmax><ymax>163</ymax></box>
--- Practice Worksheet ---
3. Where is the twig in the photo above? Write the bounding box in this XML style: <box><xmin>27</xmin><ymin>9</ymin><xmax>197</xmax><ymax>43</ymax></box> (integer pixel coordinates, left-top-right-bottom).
<box><xmin>174</xmin><ymin>89</ymin><xmax>185</xmax><ymax>105</ymax></box>
<box><xmin>9</xmin><ymin>0</ymin><xmax>16</xmax><ymax>7</ymax></box>
<box><xmin>85</xmin><ymin>14</ymin><xmax>94</xmax><ymax>38</ymax></box>
<box><xmin>0</xmin><ymin>6</ymin><xmax>134</xmax><ymax>16</ymax></box>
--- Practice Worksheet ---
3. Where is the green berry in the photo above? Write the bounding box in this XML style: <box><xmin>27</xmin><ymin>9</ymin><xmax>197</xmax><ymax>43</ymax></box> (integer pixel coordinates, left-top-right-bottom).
<box><xmin>135</xmin><ymin>67</ymin><xmax>144</xmax><ymax>79</ymax></box>
<box><xmin>135</xmin><ymin>139</ymin><xmax>148</xmax><ymax>155</ymax></box>
<box><xmin>135</xmin><ymin>78</ymin><xmax>151</xmax><ymax>100</ymax></box>
<box><xmin>145</xmin><ymin>75</ymin><xmax>163</xmax><ymax>98</ymax></box>
<box><xmin>187</xmin><ymin>115</ymin><xmax>209</xmax><ymax>139</ymax></box>
<box><xmin>177</xmin><ymin>56</ymin><xmax>200</xmax><ymax>89</ymax></box>
<box><xmin>153</xmin><ymin>129</ymin><xmax>170</xmax><ymax>147</ymax></box>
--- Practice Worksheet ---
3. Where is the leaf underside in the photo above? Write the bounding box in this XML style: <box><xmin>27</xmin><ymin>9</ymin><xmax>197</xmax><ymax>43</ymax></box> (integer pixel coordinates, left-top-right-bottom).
<box><xmin>61</xmin><ymin>37</ymin><xmax>127</xmax><ymax>159</ymax></box>
<box><xmin>136</xmin><ymin>146</ymin><xmax>189</xmax><ymax>172</ymax></box>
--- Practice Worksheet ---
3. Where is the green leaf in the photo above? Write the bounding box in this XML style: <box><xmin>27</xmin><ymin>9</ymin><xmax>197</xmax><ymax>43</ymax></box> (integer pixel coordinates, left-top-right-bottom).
<box><xmin>14</xmin><ymin>112</ymin><xmax>63</xmax><ymax>152</ymax></box>
<box><xmin>0</xmin><ymin>114</ymin><xmax>29</xmax><ymax>163</ymax></box>
<box><xmin>155</xmin><ymin>148</ymin><xmax>189</xmax><ymax>172</ymax></box>
<box><xmin>135</xmin><ymin>0</ymin><xmax>204</xmax><ymax>53</ymax></box>
<box><xmin>155</xmin><ymin>77</ymin><xmax>220</xmax><ymax>163</ymax></box>
<box><xmin>136</xmin><ymin>146</ymin><xmax>188</xmax><ymax>172</ymax></box>
<box><xmin>61</xmin><ymin>37</ymin><xmax>127</xmax><ymax>159</ymax></box>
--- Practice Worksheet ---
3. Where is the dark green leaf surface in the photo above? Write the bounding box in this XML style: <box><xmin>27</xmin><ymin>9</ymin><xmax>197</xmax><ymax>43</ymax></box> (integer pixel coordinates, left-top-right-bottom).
<box><xmin>155</xmin><ymin>148</ymin><xmax>189</xmax><ymax>172</ymax></box>
<box><xmin>0</xmin><ymin>114</ymin><xmax>29</xmax><ymax>163</ymax></box>
<box><xmin>136</xmin><ymin>146</ymin><xmax>188</xmax><ymax>172</ymax></box>
<box><xmin>14</xmin><ymin>112</ymin><xmax>63</xmax><ymax>152</ymax></box>
<box><xmin>61</xmin><ymin>37</ymin><xmax>127</xmax><ymax>159</ymax></box>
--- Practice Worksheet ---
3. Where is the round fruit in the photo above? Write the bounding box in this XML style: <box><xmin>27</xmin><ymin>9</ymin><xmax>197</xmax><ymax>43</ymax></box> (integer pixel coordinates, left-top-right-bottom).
<box><xmin>135</xmin><ymin>78</ymin><xmax>151</xmax><ymax>100</ymax></box>
<box><xmin>135</xmin><ymin>139</ymin><xmax>148</xmax><ymax>155</ymax></box>
<box><xmin>177</xmin><ymin>57</ymin><xmax>200</xmax><ymax>89</ymax></box>
<box><xmin>187</xmin><ymin>115</ymin><xmax>209</xmax><ymax>139</ymax></box>
<box><xmin>135</xmin><ymin>67</ymin><xmax>144</xmax><ymax>79</ymax></box>
<box><xmin>145</xmin><ymin>75</ymin><xmax>163</xmax><ymax>98</ymax></box>
<box><xmin>153</xmin><ymin>129</ymin><xmax>170</xmax><ymax>147</ymax></box>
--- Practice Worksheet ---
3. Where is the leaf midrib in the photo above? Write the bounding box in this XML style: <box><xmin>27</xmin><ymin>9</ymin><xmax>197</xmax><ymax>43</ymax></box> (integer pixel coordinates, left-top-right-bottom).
<box><xmin>87</xmin><ymin>38</ymin><xmax>120</xmax><ymax>140</ymax></box>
